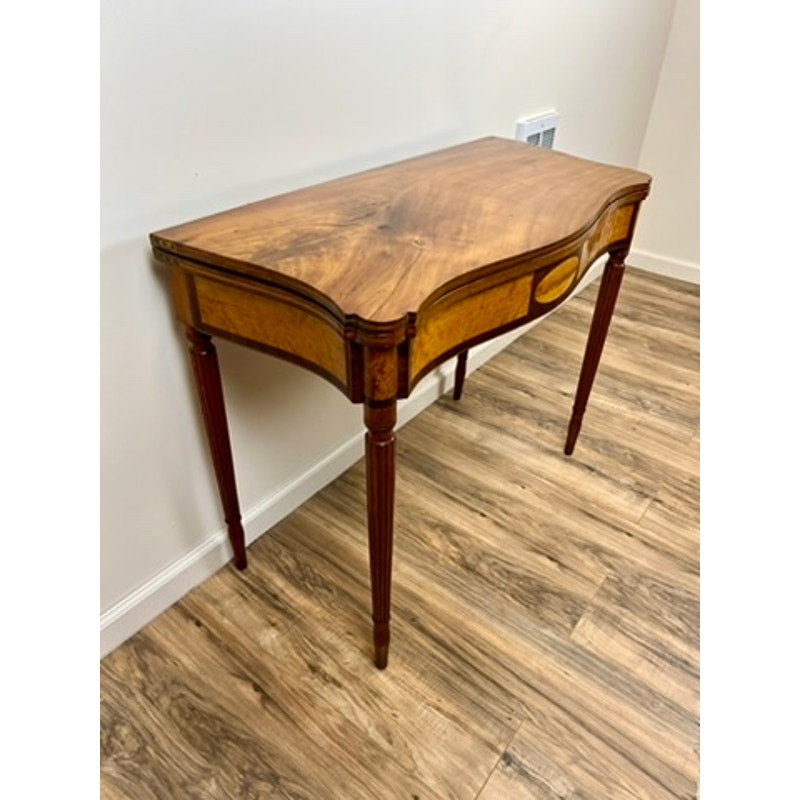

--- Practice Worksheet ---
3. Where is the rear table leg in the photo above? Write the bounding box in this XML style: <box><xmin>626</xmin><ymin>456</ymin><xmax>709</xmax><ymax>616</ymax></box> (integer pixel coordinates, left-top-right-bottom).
<box><xmin>453</xmin><ymin>350</ymin><xmax>468</xmax><ymax>400</ymax></box>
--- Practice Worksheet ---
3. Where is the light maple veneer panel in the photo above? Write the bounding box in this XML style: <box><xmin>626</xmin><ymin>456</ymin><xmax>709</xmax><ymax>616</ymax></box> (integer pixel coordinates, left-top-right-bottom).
<box><xmin>411</xmin><ymin>274</ymin><xmax>533</xmax><ymax>381</ymax></box>
<box><xmin>193</xmin><ymin>273</ymin><xmax>349</xmax><ymax>386</ymax></box>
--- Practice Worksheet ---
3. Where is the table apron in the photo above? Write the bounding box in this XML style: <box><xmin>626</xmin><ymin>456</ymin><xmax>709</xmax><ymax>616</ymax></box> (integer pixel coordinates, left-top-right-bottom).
<box><xmin>164</xmin><ymin>198</ymin><xmax>637</xmax><ymax>403</ymax></box>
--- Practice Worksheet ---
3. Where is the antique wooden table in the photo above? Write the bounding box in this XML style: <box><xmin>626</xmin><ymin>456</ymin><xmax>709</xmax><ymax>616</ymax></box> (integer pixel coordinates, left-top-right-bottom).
<box><xmin>150</xmin><ymin>136</ymin><xmax>650</xmax><ymax>669</ymax></box>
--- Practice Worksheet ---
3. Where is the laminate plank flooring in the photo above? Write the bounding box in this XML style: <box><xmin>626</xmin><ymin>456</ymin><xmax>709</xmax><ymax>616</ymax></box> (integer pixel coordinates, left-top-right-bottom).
<box><xmin>101</xmin><ymin>268</ymin><xmax>700</xmax><ymax>799</ymax></box>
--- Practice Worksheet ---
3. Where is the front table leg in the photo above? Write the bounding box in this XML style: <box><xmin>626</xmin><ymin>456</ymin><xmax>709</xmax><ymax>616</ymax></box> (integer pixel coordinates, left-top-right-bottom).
<box><xmin>185</xmin><ymin>327</ymin><xmax>248</xmax><ymax>570</ymax></box>
<box><xmin>564</xmin><ymin>251</ymin><xmax>626</xmax><ymax>455</ymax></box>
<box><xmin>364</xmin><ymin>399</ymin><xmax>397</xmax><ymax>669</ymax></box>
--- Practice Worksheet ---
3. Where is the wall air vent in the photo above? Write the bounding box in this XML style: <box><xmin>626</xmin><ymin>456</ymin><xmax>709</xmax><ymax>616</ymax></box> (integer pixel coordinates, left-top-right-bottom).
<box><xmin>515</xmin><ymin>111</ymin><xmax>559</xmax><ymax>149</ymax></box>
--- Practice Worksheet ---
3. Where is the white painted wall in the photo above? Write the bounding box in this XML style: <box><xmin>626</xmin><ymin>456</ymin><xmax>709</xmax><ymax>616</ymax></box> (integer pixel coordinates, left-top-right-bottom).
<box><xmin>101</xmin><ymin>0</ymin><xmax>678</xmax><ymax>654</ymax></box>
<box><xmin>631</xmin><ymin>0</ymin><xmax>700</xmax><ymax>282</ymax></box>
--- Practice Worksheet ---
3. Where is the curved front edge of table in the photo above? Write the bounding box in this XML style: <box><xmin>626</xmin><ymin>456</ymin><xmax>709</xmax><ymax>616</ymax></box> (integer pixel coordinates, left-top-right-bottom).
<box><xmin>151</xmin><ymin>178</ymin><xmax>648</xmax><ymax>671</ymax></box>
<box><xmin>404</xmin><ymin>195</ymin><xmax>643</xmax><ymax>393</ymax></box>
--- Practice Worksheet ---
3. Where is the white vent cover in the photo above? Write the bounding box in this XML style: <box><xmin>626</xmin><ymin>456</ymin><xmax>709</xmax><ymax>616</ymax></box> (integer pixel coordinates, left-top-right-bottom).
<box><xmin>515</xmin><ymin>111</ymin><xmax>559</xmax><ymax>149</ymax></box>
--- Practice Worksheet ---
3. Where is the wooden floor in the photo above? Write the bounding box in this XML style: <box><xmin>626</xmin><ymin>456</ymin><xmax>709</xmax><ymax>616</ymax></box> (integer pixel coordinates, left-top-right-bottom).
<box><xmin>101</xmin><ymin>268</ymin><xmax>700</xmax><ymax>800</ymax></box>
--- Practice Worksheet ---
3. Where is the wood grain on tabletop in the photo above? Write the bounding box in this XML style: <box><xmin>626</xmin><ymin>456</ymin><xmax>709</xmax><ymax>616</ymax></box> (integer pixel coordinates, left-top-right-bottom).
<box><xmin>151</xmin><ymin>137</ymin><xmax>649</xmax><ymax>322</ymax></box>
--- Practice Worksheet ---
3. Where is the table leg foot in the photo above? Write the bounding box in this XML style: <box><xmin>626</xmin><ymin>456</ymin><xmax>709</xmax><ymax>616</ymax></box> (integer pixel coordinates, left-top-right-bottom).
<box><xmin>234</xmin><ymin>543</ymin><xmax>248</xmax><ymax>571</ymax></box>
<box><xmin>186</xmin><ymin>326</ymin><xmax>248</xmax><ymax>569</ymax></box>
<box><xmin>564</xmin><ymin>252</ymin><xmax>626</xmax><ymax>455</ymax></box>
<box><xmin>373</xmin><ymin>622</ymin><xmax>390</xmax><ymax>669</ymax></box>
<box><xmin>564</xmin><ymin>411</ymin><xmax>584</xmax><ymax>456</ymax></box>
<box><xmin>453</xmin><ymin>350</ymin><xmax>468</xmax><ymax>400</ymax></box>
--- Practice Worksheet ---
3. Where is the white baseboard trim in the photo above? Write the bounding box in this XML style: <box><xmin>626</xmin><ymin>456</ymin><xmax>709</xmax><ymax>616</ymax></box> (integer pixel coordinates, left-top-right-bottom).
<box><xmin>628</xmin><ymin>248</ymin><xmax>700</xmax><ymax>285</ymax></box>
<box><xmin>100</xmin><ymin>261</ymin><xmax>605</xmax><ymax>658</ymax></box>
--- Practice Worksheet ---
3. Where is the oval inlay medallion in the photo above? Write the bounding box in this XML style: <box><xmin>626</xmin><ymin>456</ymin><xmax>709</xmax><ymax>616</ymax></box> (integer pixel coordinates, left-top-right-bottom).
<box><xmin>534</xmin><ymin>256</ymin><xmax>580</xmax><ymax>303</ymax></box>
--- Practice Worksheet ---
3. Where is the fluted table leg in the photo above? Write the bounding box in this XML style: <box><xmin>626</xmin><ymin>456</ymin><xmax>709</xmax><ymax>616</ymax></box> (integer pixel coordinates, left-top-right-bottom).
<box><xmin>185</xmin><ymin>327</ymin><xmax>248</xmax><ymax>570</ymax></box>
<box><xmin>565</xmin><ymin>251</ymin><xmax>626</xmax><ymax>456</ymax></box>
<box><xmin>364</xmin><ymin>399</ymin><xmax>396</xmax><ymax>669</ymax></box>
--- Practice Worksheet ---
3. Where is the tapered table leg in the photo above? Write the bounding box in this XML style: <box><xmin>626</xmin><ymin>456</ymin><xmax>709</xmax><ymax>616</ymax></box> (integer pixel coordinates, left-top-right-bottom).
<box><xmin>364</xmin><ymin>399</ymin><xmax>396</xmax><ymax>669</ymax></box>
<box><xmin>185</xmin><ymin>327</ymin><xmax>248</xmax><ymax>569</ymax></box>
<box><xmin>453</xmin><ymin>350</ymin><xmax>468</xmax><ymax>400</ymax></box>
<box><xmin>564</xmin><ymin>251</ymin><xmax>626</xmax><ymax>456</ymax></box>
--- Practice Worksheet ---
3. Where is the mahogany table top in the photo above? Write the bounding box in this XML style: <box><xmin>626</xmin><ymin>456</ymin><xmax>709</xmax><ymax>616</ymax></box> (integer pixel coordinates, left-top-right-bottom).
<box><xmin>151</xmin><ymin>137</ymin><xmax>650</xmax><ymax>324</ymax></box>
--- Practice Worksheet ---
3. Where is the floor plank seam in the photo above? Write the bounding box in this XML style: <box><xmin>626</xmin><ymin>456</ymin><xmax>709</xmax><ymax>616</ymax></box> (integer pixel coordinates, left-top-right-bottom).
<box><xmin>473</xmin><ymin>716</ymin><xmax>527</xmax><ymax>800</ymax></box>
<box><xmin>635</xmin><ymin>495</ymin><xmax>657</xmax><ymax>525</ymax></box>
